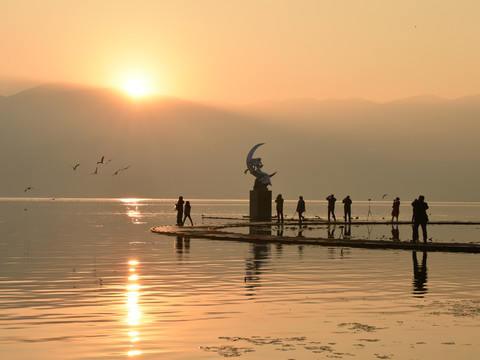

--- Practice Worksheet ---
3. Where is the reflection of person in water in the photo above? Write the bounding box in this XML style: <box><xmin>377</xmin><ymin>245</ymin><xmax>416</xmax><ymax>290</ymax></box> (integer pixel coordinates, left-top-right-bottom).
<box><xmin>327</xmin><ymin>225</ymin><xmax>336</xmax><ymax>239</ymax></box>
<box><xmin>391</xmin><ymin>224</ymin><xmax>400</xmax><ymax>241</ymax></box>
<box><xmin>344</xmin><ymin>223</ymin><xmax>351</xmax><ymax>239</ymax></box>
<box><xmin>175</xmin><ymin>235</ymin><xmax>190</xmax><ymax>255</ymax></box>
<box><xmin>296</xmin><ymin>224</ymin><xmax>306</xmax><ymax>238</ymax></box>
<box><xmin>276</xmin><ymin>225</ymin><xmax>284</xmax><ymax>237</ymax></box>
<box><xmin>412</xmin><ymin>251</ymin><xmax>428</xmax><ymax>297</ymax></box>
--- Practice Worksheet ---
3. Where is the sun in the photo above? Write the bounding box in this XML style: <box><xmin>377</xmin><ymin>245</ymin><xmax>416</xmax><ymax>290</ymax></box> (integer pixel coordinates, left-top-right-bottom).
<box><xmin>121</xmin><ymin>76</ymin><xmax>151</xmax><ymax>98</ymax></box>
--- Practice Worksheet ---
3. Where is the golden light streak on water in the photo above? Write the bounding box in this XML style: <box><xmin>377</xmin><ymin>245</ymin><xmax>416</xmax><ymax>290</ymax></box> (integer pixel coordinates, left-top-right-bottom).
<box><xmin>126</xmin><ymin>259</ymin><xmax>142</xmax><ymax>357</ymax></box>
<box><xmin>127</xmin><ymin>350</ymin><xmax>142</xmax><ymax>356</ymax></box>
<box><xmin>122</xmin><ymin>199</ymin><xmax>145</xmax><ymax>224</ymax></box>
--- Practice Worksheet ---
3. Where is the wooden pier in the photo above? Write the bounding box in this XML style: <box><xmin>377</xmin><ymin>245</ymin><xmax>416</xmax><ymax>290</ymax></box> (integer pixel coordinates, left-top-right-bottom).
<box><xmin>151</xmin><ymin>220</ymin><xmax>480</xmax><ymax>254</ymax></box>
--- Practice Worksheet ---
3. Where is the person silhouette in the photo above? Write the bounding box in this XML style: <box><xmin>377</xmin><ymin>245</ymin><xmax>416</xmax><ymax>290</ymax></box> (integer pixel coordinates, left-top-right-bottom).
<box><xmin>326</xmin><ymin>194</ymin><xmax>337</xmax><ymax>222</ymax></box>
<box><xmin>412</xmin><ymin>251</ymin><xmax>428</xmax><ymax>297</ymax></box>
<box><xmin>275</xmin><ymin>194</ymin><xmax>284</xmax><ymax>223</ymax></box>
<box><xmin>175</xmin><ymin>196</ymin><xmax>184</xmax><ymax>226</ymax></box>
<box><xmin>411</xmin><ymin>195</ymin><xmax>429</xmax><ymax>243</ymax></box>
<box><xmin>182</xmin><ymin>201</ymin><xmax>193</xmax><ymax>226</ymax></box>
<box><xmin>391</xmin><ymin>197</ymin><xmax>400</xmax><ymax>223</ymax></box>
<box><xmin>342</xmin><ymin>195</ymin><xmax>352</xmax><ymax>222</ymax></box>
<box><xmin>296</xmin><ymin>196</ymin><xmax>305</xmax><ymax>222</ymax></box>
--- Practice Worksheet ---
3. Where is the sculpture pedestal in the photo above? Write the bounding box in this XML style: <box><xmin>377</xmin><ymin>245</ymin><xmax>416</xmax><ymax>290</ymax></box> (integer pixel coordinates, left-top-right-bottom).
<box><xmin>249</xmin><ymin>189</ymin><xmax>272</xmax><ymax>221</ymax></box>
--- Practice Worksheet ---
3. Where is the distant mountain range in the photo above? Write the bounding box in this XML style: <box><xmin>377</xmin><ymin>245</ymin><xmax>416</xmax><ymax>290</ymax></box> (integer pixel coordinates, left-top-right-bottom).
<box><xmin>1</xmin><ymin>83</ymin><xmax>479</xmax><ymax>201</ymax></box>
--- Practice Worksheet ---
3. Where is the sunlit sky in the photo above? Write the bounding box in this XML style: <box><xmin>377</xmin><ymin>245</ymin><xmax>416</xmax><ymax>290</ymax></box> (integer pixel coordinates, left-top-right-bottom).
<box><xmin>1</xmin><ymin>0</ymin><xmax>479</xmax><ymax>103</ymax></box>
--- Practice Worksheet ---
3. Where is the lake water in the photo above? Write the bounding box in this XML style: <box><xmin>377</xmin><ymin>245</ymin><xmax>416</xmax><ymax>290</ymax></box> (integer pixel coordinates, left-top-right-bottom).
<box><xmin>1</xmin><ymin>198</ymin><xmax>479</xmax><ymax>360</ymax></box>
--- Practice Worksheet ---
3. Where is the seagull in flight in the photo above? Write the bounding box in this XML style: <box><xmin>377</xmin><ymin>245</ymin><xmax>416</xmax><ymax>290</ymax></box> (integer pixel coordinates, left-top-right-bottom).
<box><xmin>24</xmin><ymin>187</ymin><xmax>34</xmax><ymax>192</ymax></box>
<box><xmin>112</xmin><ymin>165</ymin><xmax>133</xmax><ymax>176</ymax></box>
<box><xmin>96</xmin><ymin>156</ymin><xmax>105</xmax><ymax>165</ymax></box>
<box><xmin>91</xmin><ymin>167</ymin><xmax>99</xmax><ymax>175</ymax></box>
<box><xmin>382</xmin><ymin>193</ymin><xmax>388</xmax><ymax>199</ymax></box>
<box><xmin>72</xmin><ymin>163</ymin><xmax>80</xmax><ymax>171</ymax></box>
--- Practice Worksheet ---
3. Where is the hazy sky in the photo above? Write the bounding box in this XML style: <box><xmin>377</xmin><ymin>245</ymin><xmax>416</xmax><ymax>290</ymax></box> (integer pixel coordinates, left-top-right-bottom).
<box><xmin>1</xmin><ymin>0</ymin><xmax>479</xmax><ymax>103</ymax></box>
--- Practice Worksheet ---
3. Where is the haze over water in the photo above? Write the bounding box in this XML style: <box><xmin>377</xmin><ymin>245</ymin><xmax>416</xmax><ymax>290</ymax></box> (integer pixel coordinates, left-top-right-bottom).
<box><xmin>1</xmin><ymin>198</ymin><xmax>479</xmax><ymax>359</ymax></box>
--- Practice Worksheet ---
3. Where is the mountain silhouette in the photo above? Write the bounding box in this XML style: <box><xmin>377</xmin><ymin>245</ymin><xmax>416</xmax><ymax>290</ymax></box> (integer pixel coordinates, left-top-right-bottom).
<box><xmin>1</xmin><ymin>83</ymin><xmax>479</xmax><ymax>200</ymax></box>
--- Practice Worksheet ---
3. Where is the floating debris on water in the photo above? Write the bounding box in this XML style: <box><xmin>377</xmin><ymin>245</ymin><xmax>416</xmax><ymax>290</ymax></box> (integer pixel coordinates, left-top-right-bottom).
<box><xmin>200</xmin><ymin>345</ymin><xmax>254</xmax><ymax>357</ymax></box>
<box><xmin>338</xmin><ymin>322</ymin><xmax>386</xmax><ymax>332</ymax></box>
<box><xmin>359</xmin><ymin>338</ymin><xmax>381</xmax><ymax>342</ymax></box>
<box><xmin>429</xmin><ymin>299</ymin><xmax>480</xmax><ymax>317</ymax></box>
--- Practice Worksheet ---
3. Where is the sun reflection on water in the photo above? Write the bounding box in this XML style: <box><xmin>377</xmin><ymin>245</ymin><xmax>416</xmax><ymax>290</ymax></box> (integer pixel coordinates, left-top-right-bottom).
<box><xmin>122</xmin><ymin>199</ymin><xmax>145</xmax><ymax>225</ymax></box>
<box><xmin>126</xmin><ymin>259</ymin><xmax>142</xmax><ymax>357</ymax></box>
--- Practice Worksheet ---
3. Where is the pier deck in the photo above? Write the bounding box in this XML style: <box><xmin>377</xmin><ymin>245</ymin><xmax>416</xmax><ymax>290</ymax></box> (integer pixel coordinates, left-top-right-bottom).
<box><xmin>151</xmin><ymin>220</ymin><xmax>480</xmax><ymax>254</ymax></box>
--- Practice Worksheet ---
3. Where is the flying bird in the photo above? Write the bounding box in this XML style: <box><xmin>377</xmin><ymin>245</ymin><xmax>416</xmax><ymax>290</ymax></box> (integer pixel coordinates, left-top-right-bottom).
<box><xmin>72</xmin><ymin>163</ymin><xmax>80</xmax><ymax>171</ymax></box>
<box><xmin>91</xmin><ymin>167</ymin><xmax>99</xmax><ymax>175</ymax></box>
<box><xmin>97</xmin><ymin>156</ymin><xmax>105</xmax><ymax>165</ymax></box>
<box><xmin>24</xmin><ymin>187</ymin><xmax>34</xmax><ymax>192</ymax></box>
<box><xmin>112</xmin><ymin>165</ymin><xmax>133</xmax><ymax>176</ymax></box>
<box><xmin>382</xmin><ymin>194</ymin><xmax>388</xmax><ymax>199</ymax></box>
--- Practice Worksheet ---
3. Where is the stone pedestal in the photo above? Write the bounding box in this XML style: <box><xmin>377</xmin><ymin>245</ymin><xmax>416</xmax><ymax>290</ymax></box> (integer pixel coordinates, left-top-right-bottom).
<box><xmin>249</xmin><ymin>189</ymin><xmax>272</xmax><ymax>221</ymax></box>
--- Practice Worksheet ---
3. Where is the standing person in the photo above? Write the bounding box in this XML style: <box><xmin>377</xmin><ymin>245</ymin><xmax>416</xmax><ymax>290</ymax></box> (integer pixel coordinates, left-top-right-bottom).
<box><xmin>182</xmin><ymin>201</ymin><xmax>193</xmax><ymax>226</ymax></box>
<box><xmin>175</xmin><ymin>196</ymin><xmax>184</xmax><ymax>226</ymax></box>
<box><xmin>391</xmin><ymin>197</ymin><xmax>400</xmax><ymax>223</ymax></box>
<box><xmin>411</xmin><ymin>195</ymin><xmax>429</xmax><ymax>243</ymax></box>
<box><xmin>296</xmin><ymin>196</ymin><xmax>305</xmax><ymax>222</ymax></box>
<box><xmin>275</xmin><ymin>194</ymin><xmax>284</xmax><ymax>223</ymax></box>
<box><xmin>326</xmin><ymin>194</ymin><xmax>337</xmax><ymax>222</ymax></box>
<box><xmin>342</xmin><ymin>195</ymin><xmax>352</xmax><ymax>222</ymax></box>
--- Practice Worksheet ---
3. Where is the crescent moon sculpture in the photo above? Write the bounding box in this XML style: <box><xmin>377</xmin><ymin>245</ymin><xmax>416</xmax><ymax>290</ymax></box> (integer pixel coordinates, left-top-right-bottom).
<box><xmin>245</xmin><ymin>143</ymin><xmax>277</xmax><ymax>189</ymax></box>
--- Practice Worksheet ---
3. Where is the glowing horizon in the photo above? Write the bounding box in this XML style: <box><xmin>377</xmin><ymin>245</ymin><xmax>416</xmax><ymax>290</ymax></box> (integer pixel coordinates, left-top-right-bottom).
<box><xmin>1</xmin><ymin>1</ymin><xmax>479</xmax><ymax>103</ymax></box>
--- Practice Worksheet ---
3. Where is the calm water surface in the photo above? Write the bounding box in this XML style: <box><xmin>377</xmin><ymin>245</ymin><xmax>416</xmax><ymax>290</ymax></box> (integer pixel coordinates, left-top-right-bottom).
<box><xmin>0</xmin><ymin>198</ymin><xmax>479</xmax><ymax>360</ymax></box>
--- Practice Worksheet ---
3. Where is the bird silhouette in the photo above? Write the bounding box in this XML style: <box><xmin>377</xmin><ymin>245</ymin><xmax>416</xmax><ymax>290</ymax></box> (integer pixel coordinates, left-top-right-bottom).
<box><xmin>112</xmin><ymin>165</ymin><xmax>132</xmax><ymax>176</ymax></box>
<box><xmin>382</xmin><ymin>193</ymin><xmax>388</xmax><ymax>199</ymax></box>
<box><xmin>96</xmin><ymin>156</ymin><xmax>105</xmax><ymax>165</ymax></box>
<box><xmin>91</xmin><ymin>167</ymin><xmax>99</xmax><ymax>175</ymax></box>
<box><xmin>24</xmin><ymin>187</ymin><xmax>34</xmax><ymax>192</ymax></box>
<box><xmin>72</xmin><ymin>163</ymin><xmax>80</xmax><ymax>171</ymax></box>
